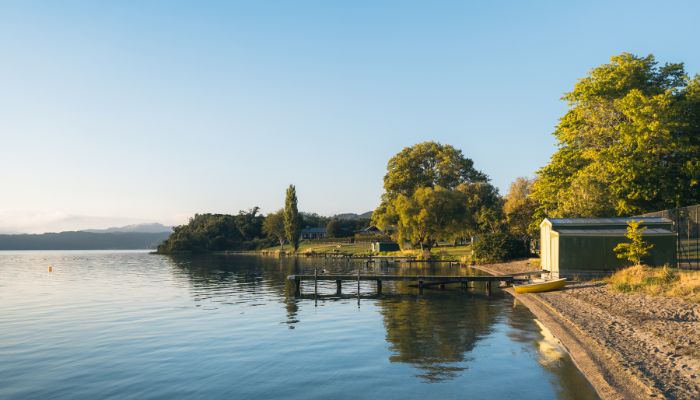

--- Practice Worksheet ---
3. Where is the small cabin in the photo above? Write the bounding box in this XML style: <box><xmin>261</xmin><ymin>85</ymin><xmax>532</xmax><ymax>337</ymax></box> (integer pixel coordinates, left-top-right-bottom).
<box><xmin>540</xmin><ymin>217</ymin><xmax>676</xmax><ymax>278</ymax></box>
<box><xmin>300</xmin><ymin>227</ymin><xmax>327</xmax><ymax>240</ymax></box>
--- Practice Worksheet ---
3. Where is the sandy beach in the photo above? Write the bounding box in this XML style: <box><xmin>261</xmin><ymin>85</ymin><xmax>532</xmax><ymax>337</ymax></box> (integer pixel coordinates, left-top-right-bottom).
<box><xmin>476</xmin><ymin>261</ymin><xmax>700</xmax><ymax>400</ymax></box>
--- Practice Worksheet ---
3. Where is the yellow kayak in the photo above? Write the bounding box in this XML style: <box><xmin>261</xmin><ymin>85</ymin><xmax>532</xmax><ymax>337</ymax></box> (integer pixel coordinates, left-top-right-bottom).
<box><xmin>514</xmin><ymin>278</ymin><xmax>567</xmax><ymax>294</ymax></box>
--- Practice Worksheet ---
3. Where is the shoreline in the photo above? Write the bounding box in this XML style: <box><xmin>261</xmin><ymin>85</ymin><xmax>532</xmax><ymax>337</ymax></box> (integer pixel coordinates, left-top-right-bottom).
<box><xmin>474</xmin><ymin>261</ymin><xmax>700</xmax><ymax>400</ymax></box>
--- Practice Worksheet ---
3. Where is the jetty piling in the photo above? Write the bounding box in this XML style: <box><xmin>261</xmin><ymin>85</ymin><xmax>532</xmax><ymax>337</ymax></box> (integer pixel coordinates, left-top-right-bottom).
<box><xmin>289</xmin><ymin>273</ymin><xmax>516</xmax><ymax>296</ymax></box>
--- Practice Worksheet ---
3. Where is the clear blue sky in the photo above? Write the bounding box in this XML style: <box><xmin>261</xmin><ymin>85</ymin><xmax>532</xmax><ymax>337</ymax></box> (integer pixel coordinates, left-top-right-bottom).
<box><xmin>1</xmin><ymin>1</ymin><xmax>698</xmax><ymax>233</ymax></box>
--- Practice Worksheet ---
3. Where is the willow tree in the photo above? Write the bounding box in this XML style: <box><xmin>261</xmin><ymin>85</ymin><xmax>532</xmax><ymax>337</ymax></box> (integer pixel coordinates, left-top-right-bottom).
<box><xmin>284</xmin><ymin>185</ymin><xmax>302</xmax><ymax>251</ymax></box>
<box><xmin>372</xmin><ymin>142</ymin><xmax>499</xmax><ymax>248</ymax></box>
<box><xmin>532</xmin><ymin>53</ymin><xmax>700</xmax><ymax>220</ymax></box>
<box><xmin>389</xmin><ymin>186</ymin><xmax>469</xmax><ymax>251</ymax></box>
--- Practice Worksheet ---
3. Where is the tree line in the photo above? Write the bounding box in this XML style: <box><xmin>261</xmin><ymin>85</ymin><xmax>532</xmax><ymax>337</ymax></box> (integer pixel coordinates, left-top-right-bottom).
<box><xmin>372</xmin><ymin>52</ymin><xmax>700</xmax><ymax>261</ymax></box>
<box><xmin>159</xmin><ymin>52</ymin><xmax>699</xmax><ymax>259</ymax></box>
<box><xmin>157</xmin><ymin>185</ymin><xmax>370</xmax><ymax>254</ymax></box>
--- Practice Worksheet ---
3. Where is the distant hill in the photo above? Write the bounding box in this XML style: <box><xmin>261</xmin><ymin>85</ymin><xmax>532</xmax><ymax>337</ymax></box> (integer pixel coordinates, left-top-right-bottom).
<box><xmin>0</xmin><ymin>231</ymin><xmax>170</xmax><ymax>250</ymax></box>
<box><xmin>83</xmin><ymin>223</ymin><xmax>172</xmax><ymax>234</ymax></box>
<box><xmin>333</xmin><ymin>211</ymin><xmax>372</xmax><ymax>220</ymax></box>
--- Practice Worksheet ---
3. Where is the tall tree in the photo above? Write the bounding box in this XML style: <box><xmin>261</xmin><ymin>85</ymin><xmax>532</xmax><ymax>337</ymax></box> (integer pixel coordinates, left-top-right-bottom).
<box><xmin>263</xmin><ymin>209</ymin><xmax>286</xmax><ymax>248</ymax></box>
<box><xmin>390</xmin><ymin>186</ymin><xmax>469</xmax><ymax>251</ymax></box>
<box><xmin>457</xmin><ymin>181</ymin><xmax>503</xmax><ymax>237</ymax></box>
<box><xmin>372</xmin><ymin>141</ymin><xmax>489</xmax><ymax>235</ymax></box>
<box><xmin>532</xmin><ymin>53</ymin><xmax>700</xmax><ymax>219</ymax></box>
<box><xmin>382</xmin><ymin>141</ymin><xmax>487</xmax><ymax>198</ymax></box>
<box><xmin>284</xmin><ymin>185</ymin><xmax>302</xmax><ymax>251</ymax></box>
<box><xmin>503</xmin><ymin>177</ymin><xmax>537</xmax><ymax>240</ymax></box>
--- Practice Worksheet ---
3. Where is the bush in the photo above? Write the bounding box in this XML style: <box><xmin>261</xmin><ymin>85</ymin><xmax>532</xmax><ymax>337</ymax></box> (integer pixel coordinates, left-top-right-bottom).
<box><xmin>472</xmin><ymin>231</ymin><xmax>530</xmax><ymax>264</ymax></box>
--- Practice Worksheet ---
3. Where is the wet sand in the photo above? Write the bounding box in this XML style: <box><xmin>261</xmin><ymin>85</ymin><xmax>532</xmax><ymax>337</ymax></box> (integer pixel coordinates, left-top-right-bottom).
<box><xmin>475</xmin><ymin>261</ymin><xmax>700</xmax><ymax>400</ymax></box>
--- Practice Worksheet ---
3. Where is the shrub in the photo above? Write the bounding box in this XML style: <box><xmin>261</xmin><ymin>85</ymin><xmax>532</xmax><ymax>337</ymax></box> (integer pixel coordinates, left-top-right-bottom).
<box><xmin>614</xmin><ymin>220</ymin><xmax>654</xmax><ymax>266</ymax></box>
<box><xmin>472</xmin><ymin>231</ymin><xmax>530</xmax><ymax>264</ymax></box>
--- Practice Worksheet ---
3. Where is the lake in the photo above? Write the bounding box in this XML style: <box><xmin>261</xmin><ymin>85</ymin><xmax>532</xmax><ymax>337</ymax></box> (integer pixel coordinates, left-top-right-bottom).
<box><xmin>0</xmin><ymin>251</ymin><xmax>598</xmax><ymax>399</ymax></box>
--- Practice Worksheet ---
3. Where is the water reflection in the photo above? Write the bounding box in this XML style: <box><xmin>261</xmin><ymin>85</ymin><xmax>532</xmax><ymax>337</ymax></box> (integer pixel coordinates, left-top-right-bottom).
<box><xmin>378</xmin><ymin>290</ymin><xmax>499</xmax><ymax>382</ymax></box>
<box><xmin>0</xmin><ymin>251</ymin><xmax>599</xmax><ymax>400</ymax></box>
<box><xmin>165</xmin><ymin>254</ymin><xmax>598</xmax><ymax>398</ymax></box>
<box><xmin>506</xmin><ymin>301</ymin><xmax>599</xmax><ymax>400</ymax></box>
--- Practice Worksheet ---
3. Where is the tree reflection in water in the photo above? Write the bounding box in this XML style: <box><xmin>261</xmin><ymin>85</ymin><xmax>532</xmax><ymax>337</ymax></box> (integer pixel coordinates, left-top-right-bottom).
<box><xmin>165</xmin><ymin>255</ymin><xmax>597</xmax><ymax>397</ymax></box>
<box><xmin>378</xmin><ymin>286</ymin><xmax>500</xmax><ymax>382</ymax></box>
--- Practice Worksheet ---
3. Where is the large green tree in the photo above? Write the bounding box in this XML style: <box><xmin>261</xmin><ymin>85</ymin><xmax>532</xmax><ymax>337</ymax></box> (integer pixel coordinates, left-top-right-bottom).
<box><xmin>263</xmin><ymin>209</ymin><xmax>286</xmax><ymax>248</ymax></box>
<box><xmin>284</xmin><ymin>185</ymin><xmax>302</xmax><ymax>251</ymax></box>
<box><xmin>389</xmin><ymin>186</ymin><xmax>469</xmax><ymax>251</ymax></box>
<box><xmin>532</xmin><ymin>53</ymin><xmax>700</xmax><ymax>219</ymax></box>
<box><xmin>373</xmin><ymin>142</ymin><xmax>501</xmax><ymax>250</ymax></box>
<box><xmin>457</xmin><ymin>181</ymin><xmax>503</xmax><ymax>238</ymax></box>
<box><xmin>381</xmin><ymin>141</ymin><xmax>487</xmax><ymax>198</ymax></box>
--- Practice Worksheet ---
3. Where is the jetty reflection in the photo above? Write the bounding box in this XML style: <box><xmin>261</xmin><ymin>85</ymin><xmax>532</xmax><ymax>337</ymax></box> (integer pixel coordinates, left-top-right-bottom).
<box><xmin>165</xmin><ymin>254</ymin><xmax>598</xmax><ymax>396</ymax></box>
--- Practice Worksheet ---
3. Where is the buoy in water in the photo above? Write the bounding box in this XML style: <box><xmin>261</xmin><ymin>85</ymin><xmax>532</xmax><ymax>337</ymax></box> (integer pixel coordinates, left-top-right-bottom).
<box><xmin>48</xmin><ymin>266</ymin><xmax>52</xmax><ymax>272</ymax></box>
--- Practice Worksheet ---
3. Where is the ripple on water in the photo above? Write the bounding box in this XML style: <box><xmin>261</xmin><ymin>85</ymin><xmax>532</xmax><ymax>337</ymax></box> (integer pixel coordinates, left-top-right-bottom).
<box><xmin>0</xmin><ymin>251</ymin><xmax>598</xmax><ymax>400</ymax></box>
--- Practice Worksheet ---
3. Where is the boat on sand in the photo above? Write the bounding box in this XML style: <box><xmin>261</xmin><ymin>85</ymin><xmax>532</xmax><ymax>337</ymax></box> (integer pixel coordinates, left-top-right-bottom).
<box><xmin>514</xmin><ymin>278</ymin><xmax>567</xmax><ymax>294</ymax></box>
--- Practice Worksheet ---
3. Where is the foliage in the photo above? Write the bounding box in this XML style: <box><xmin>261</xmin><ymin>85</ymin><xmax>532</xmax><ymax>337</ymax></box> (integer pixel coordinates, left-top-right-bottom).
<box><xmin>262</xmin><ymin>209</ymin><xmax>286</xmax><ymax>248</ymax></box>
<box><xmin>472</xmin><ymin>230</ymin><xmax>530</xmax><ymax>264</ymax></box>
<box><xmin>372</xmin><ymin>142</ymin><xmax>500</xmax><ymax>250</ymax></box>
<box><xmin>504</xmin><ymin>177</ymin><xmax>538</xmax><ymax>240</ymax></box>
<box><xmin>284</xmin><ymin>185</ymin><xmax>302</xmax><ymax>252</ymax></box>
<box><xmin>531</xmin><ymin>53</ymin><xmax>700</xmax><ymax>220</ymax></box>
<box><xmin>381</xmin><ymin>141</ymin><xmax>487</xmax><ymax>198</ymax></box>
<box><xmin>607</xmin><ymin>265</ymin><xmax>700</xmax><ymax>303</ymax></box>
<box><xmin>614</xmin><ymin>220</ymin><xmax>654</xmax><ymax>266</ymax></box>
<box><xmin>388</xmin><ymin>186</ymin><xmax>469</xmax><ymax>251</ymax></box>
<box><xmin>300</xmin><ymin>212</ymin><xmax>330</xmax><ymax>229</ymax></box>
<box><xmin>456</xmin><ymin>181</ymin><xmax>503</xmax><ymax>238</ymax></box>
<box><xmin>157</xmin><ymin>209</ymin><xmax>269</xmax><ymax>253</ymax></box>
<box><xmin>325</xmin><ymin>219</ymin><xmax>341</xmax><ymax>238</ymax></box>
<box><xmin>325</xmin><ymin>218</ymin><xmax>369</xmax><ymax>238</ymax></box>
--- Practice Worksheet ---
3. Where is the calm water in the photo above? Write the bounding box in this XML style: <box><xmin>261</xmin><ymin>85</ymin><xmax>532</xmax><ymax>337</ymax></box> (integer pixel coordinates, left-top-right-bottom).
<box><xmin>0</xmin><ymin>251</ymin><xmax>598</xmax><ymax>399</ymax></box>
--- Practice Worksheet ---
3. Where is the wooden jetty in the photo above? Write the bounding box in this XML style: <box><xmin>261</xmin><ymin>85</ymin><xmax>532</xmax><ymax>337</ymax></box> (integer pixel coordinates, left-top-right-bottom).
<box><xmin>288</xmin><ymin>270</ymin><xmax>516</xmax><ymax>296</ymax></box>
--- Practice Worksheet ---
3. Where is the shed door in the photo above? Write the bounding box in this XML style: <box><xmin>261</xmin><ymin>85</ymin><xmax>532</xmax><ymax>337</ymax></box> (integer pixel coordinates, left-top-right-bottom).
<box><xmin>551</xmin><ymin>235</ymin><xmax>559</xmax><ymax>274</ymax></box>
<box><xmin>541</xmin><ymin>224</ymin><xmax>549</xmax><ymax>270</ymax></box>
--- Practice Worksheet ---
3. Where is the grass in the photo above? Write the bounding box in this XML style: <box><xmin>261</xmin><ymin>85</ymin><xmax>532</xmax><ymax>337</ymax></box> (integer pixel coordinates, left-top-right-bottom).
<box><xmin>607</xmin><ymin>265</ymin><xmax>700</xmax><ymax>303</ymax></box>
<box><xmin>260</xmin><ymin>241</ymin><xmax>374</xmax><ymax>256</ymax></box>
<box><xmin>258</xmin><ymin>240</ymin><xmax>472</xmax><ymax>261</ymax></box>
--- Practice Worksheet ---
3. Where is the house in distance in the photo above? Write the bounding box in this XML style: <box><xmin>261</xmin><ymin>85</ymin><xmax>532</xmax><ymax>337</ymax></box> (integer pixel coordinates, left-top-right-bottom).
<box><xmin>300</xmin><ymin>227</ymin><xmax>327</xmax><ymax>240</ymax></box>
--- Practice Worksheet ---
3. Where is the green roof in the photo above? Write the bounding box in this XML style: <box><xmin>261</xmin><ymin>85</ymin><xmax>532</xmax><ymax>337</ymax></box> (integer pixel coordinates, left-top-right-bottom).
<box><xmin>556</xmin><ymin>228</ymin><xmax>674</xmax><ymax>236</ymax></box>
<box><xmin>547</xmin><ymin>217</ymin><xmax>672</xmax><ymax>226</ymax></box>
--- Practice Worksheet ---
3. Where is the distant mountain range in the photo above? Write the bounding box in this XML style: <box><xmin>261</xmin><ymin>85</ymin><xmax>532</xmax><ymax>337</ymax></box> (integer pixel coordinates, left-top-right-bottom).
<box><xmin>0</xmin><ymin>223</ymin><xmax>172</xmax><ymax>250</ymax></box>
<box><xmin>83</xmin><ymin>223</ymin><xmax>172</xmax><ymax>234</ymax></box>
<box><xmin>333</xmin><ymin>211</ymin><xmax>372</xmax><ymax>220</ymax></box>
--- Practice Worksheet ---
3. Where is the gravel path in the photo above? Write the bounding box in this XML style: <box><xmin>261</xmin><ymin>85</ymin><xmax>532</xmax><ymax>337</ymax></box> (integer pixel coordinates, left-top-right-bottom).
<box><xmin>475</xmin><ymin>261</ymin><xmax>700</xmax><ymax>400</ymax></box>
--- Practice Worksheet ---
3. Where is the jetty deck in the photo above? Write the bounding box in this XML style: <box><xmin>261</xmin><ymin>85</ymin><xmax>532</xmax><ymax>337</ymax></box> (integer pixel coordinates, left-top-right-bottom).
<box><xmin>288</xmin><ymin>271</ymin><xmax>519</xmax><ymax>295</ymax></box>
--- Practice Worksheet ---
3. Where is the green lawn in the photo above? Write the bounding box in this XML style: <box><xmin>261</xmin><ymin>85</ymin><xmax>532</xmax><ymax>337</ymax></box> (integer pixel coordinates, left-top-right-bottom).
<box><xmin>259</xmin><ymin>240</ymin><xmax>472</xmax><ymax>261</ymax></box>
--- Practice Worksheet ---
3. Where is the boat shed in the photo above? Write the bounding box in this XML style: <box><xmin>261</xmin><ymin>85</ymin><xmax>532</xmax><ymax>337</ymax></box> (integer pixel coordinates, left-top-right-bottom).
<box><xmin>371</xmin><ymin>242</ymin><xmax>400</xmax><ymax>252</ymax></box>
<box><xmin>540</xmin><ymin>217</ymin><xmax>676</xmax><ymax>278</ymax></box>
